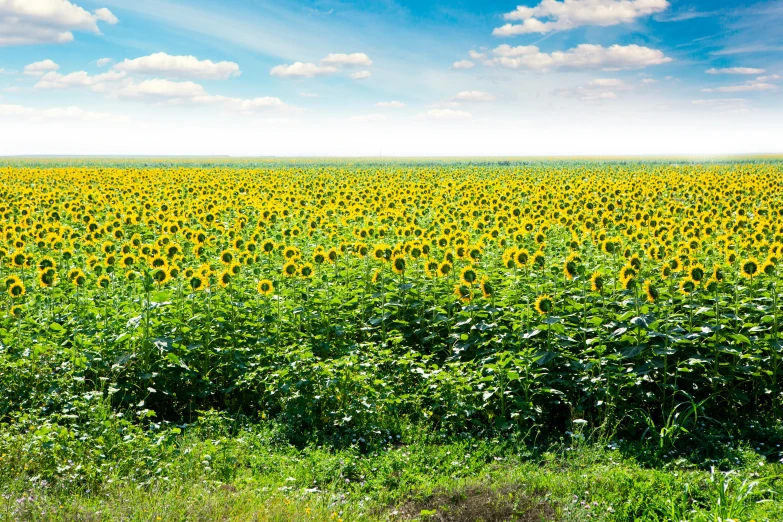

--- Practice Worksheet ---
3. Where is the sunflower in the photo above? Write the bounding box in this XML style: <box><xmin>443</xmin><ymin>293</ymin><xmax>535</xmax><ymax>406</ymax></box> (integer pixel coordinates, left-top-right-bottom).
<box><xmin>453</xmin><ymin>283</ymin><xmax>472</xmax><ymax>303</ymax></box>
<box><xmin>740</xmin><ymin>258</ymin><xmax>760</xmax><ymax>279</ymax></box>
<box><xmin>283</xmin><ymin>246</ymin><xmax>300</xmax><ymax>260</ymax></box>
<box><xmin>669</xmin><ymin>258</ymin><xmax>681</xmax><ymax>272</ymax></box>
<box><xmin>460</xmin><ymin>266</ymin><xmax>477</xmax><ymax>285</ymax></box>
<box><xmin>257</xmin><ymin>279</ymin><xmax>274</xmax><ymax>295</ymax></box>
<box><xmin>312</xmin><ymin>250</ymin><xmax>326</xmax><ymax>265</ymax></box>
<box><xmin>391</xmin><ymin>254</ymin><xmax>406</xmax><ymax>275</ymax></box>
<box><xmin>621</xmin><ymin>274</ymin><xmax>636</xmax><ymax>290</ymax></box>
<box><xmin>712</xmin><ymin>265</ymin><xmax>724</xmax><ymax>282</ymax></box>
<box><xmin>283</xmin><ymin>261</ymin><xmax>298</xmax><ymax>278</ymax></box>
<box><xmin>533</xmin><ymin>294</ymin><xmax>553</xmax><ymax>315</ymax></box>
<box><xmin>563</xmin><ymin>253</ymin><xmax>581</xmax><ymax>280</ymax></box>
<box><xmin>8</xmin><ymin>280</ymin><xmax>25</xmax><ymax>298</ymax></box>
<box><xmin>152</xmin><ymin>268</ymin><xmax>169</xmax><ymax>285</ymax></box>
<box><xmin>531</xmin><ymin>250</ymin><xmax>545</xmax><ymax>270</ymax></box>
<box><xmin>218</xmin><ymin>269</ymin><xmax>232</xmax><ymax>288</ymax></box>
<box><xmin>438</xmin><ymin>261</ymin><xmax>452</xmax><ymax>277</ymax></box>
<box><xmin>9</xmin><ymin>304</ymin><xmax>24</xmax><ymax>318</ymax></box>
<box><xmin>220</xmin><ymin>249</ymin><xmax>235</xmax><ymax>266</ymax></box>
<box><xmin>642</xmin><ymin>280</ymin><xmax>658</xmax><ymax>303</ymax></box>
<box><xmin>479</xmin><ymin>276</ymin><xmax>494</xmax><ymax>299</ymax></box>
<box><xmin>96</xmin><ymin>274</ymin><xmax>111</xmax><ymax>290</ymax></box>
<box><xmin>69</xmin><ymin>268</ymin><xmax>86</xmax><ymax>287</ymax></box>
<box><xmin>704</xmin><ymin>277</ymin><xmax>719</xmax><ymax>293</ymax></box>
<box><xmin>762</xmin><ymin>258</ymin><xmax>776</xmax><ymax>276</ymax></box>
<box><xmin>619</xmin><ymin>264</ymin><xmax>636</xmax><ymax>281</ymax></box>
<box><xmin>371</xmin><ymin>268</ymin><xmax>382</xmax><ymax>284</ymax></box>
<box><xmin>189</xmin><ymin>275</ymin><xmax>206</xmax><ymax>291</ymax></box>
<box><xmin>299</xmin><ymin>263</ymin><xmax>314</xmax><ymax>278</ymax></box>
<box><xmin>424</xmin><ymin>259</ymin><xmax>439</xmax><ymax>278</ymax></box>
<box><xmin>38</xmin><ymin>255</ymin><xmax>57</xmax><ymax>271</ymax></box>
<box><xmin>688</xmin><ymin>263</ymin><xmax>705</xmax><ymax>282</ymax></box>
<box><xmin>679</xmin><ymin>277</ymin><xmax>697</xmax><ymax>295</ymax></box>
<box><xmin>590</xmin><ymin>271</ymin><xmax>604</xmax><ymax>293</ymax></box>
<box><xmin>38</xmin><ymin>267</ymin><xmax>57</xmax><ymax>288</ymax></box>
<box><xmin>262</xmin><ymin>239</ymin><xmax>276</xmax><ymax>254</ymax></box>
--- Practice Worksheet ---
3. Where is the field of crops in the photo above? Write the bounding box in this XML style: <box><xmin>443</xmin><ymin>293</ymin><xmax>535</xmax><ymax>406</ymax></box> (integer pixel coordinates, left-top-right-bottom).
<box><xmin>1</xmin><ymin>159</ymin><xmax>783</xmax><ymax>520</ymax></box>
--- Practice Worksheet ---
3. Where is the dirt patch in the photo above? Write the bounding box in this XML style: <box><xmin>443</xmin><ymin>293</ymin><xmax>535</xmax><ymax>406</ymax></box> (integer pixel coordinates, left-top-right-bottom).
<box><xmin>391</xmin><ymin>483</ymin><xmax>558</xmax><ymax>522</ymax></box>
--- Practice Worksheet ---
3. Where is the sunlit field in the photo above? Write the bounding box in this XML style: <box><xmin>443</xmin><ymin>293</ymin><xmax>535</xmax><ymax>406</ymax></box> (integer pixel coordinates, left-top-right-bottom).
<box><xmin>1</xmin><ymin>159</ymin><xmax>782</xmax><ymax>521</ymax></box>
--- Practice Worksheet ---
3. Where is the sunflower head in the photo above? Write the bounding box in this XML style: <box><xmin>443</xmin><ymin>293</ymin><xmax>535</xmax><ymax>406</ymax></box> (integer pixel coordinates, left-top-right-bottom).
<box><xmin>299</xmin><ymin>263</ymin><xmax>314</xmax><ymax>278</ymax></box>
<box><xmin>8</xmin><ymin>281</ymin><xmax>25</xmax><ymax>299</ymax></box>
<box><xmin>621</xmin><ymin>275</ymin><xmax>636</xmax><ymax>290</ymax></box>
<box><xmin>391</xmin><ymin>254</ymin><xmax>406</xmax><ymax>275</ymax></box>
<box><xmin>39</xmin><ymin>267</ymin><xmax>57</xmax><ymax>288</ymax></box>
<box><xmin>189</xmin><ymin>275</ymin><xmax>206</xmax><ymax>291</ymax></box>
<box><xmin>96</xmin><ymin>274</ymin><xmax>110</xmax><ymax>290</ymax></box>
<box><xmin>283</xmin><ymin>261</ymin><xmax>298</xmax><ymax>277</ymax></box>
<box><xmin>425</xmin><ymin>259</ymin><xmax>439</xmax><ymax>278</ymax></box>
<box><xmin>479</xmin><ymin>276</ymin><xmax>494</xmax><ymax>299</ymax></box>
<box><xmin>257</xmin><ymin>279</ymin><xmax>274</xmax><ymax>295</ymax></box>
<box><xmin>460</xmin><ymin>266</ymin><xmax>477</xmax><ymax>285</ymax></box>
<box><xmin>679</xmin><ymin>277</ymin><xmax>696</xmax><ymax>295</ymax></box>
<box><xmin>762</xmin><ymin>259</ymin><xmax>776</xmax><ymax>276</ymax></box>
<box><xmin>741</xmin><ymin>258</ymin><xmax>759</xmax><ymax>279</ymax></box>
<box><xmin>533</xmin><ymin>294</ymin><xmax>553</xmax><ymax>315</ymax></box>
<box><xmin>590</xmin><ymin>271</ymin><xmax>604</xmax><ymax>293</ymax></box>
<box><xmin>218</xmin><ymin>269</ymin><xmax>232</xmax><ymax>288</ymax></box>
<box><xmin>643</xmin><ymin>280</ymin><xmax>658</xmax><ymax>303</ymax></box>
<box><xmin>438</xmin><ymin>261</ymin><xmax>452</xmax><ymax>277</ymax></box>
<box><xmin>688</xmin><ymin>263</ymin><xmax>705</xmax><ymax>282</ymax></box>
<box><xmin>704</xmin><ymin>277</ymin><xmax>719</xmax><ymax>294</ymax></box>
<box><xmin>454</xmin><ymin>283</ymin><xmax>472</xmax><ymax>303</ymax></box>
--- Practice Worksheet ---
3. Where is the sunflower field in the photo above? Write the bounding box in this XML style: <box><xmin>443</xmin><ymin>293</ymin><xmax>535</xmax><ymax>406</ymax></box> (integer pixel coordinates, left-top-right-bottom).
<box><xmin>1</xmin><ymin>160</ymin><xmax>783</xmax><ymax>451</ymax></box>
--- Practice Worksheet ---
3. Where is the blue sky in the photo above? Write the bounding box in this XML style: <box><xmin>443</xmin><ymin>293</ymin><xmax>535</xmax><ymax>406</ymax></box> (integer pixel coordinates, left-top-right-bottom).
<box><xmin>0</xmin><ymin>0</ymin><xmax>781</xmax><ymax>155</ymax></box>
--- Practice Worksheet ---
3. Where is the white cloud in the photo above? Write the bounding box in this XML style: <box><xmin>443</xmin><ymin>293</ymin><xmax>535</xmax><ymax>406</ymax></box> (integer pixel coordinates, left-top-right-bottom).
<box><xmin>702</xmin><ymin>82</ymin><xmax>777</xmax><ymax>93</ymax></box>
<box><xmin>415</xmin><ymin>109</ymin><xmax>473</xmax><ymax>120</ymax></box>
<box><xmin>96</xmin><ymin>57</ymin><xmax>113</xmax><ymax>67</ymax></box>
<box><xmin>452</xmin><ymin>60</ymin><xmax>475</xmax><ymax>70</ymax></box>
<box><xmin>351</xmin><ymin>113</ymin><xmax>386</xmax><ymax>122</ymax></box>
<box><xmin>320</xmin><ymin>53</ymin><xmax>372</xmax><ymax>67</ymax></box>
<box><xmin>0</xmin><ymin>0</ymin><xmax>118</xmax><ymax>46</ymax></box>
<box><xmin>756</xmin><ymin>74</ymin><xmax>780</xmax><ymax>82</ymax></box>
<box><xmin>468</xmin><ymin>50</ymin><xmax>487</xmax><ymax>60</ymax></box>
<box><xmin>641</xmin><ymin>78</ymin><xmax>658</xmax><ymax>84</ymax></box>
<box><xmin>494</xmin><ymin>0</ymin><xmax>669</xmax><ymax>36</ymax></box>
<box><xmin>586</xmin><ymin>78</ymin><xmax>627</xmax><ymax>87</ymax></box>
<box><xmin>488</xmin><ymin>43</ymin><xmax>672</xmax><ymax>71</ymax></box>
<box><xmin>0</xmin><ymin>103</ymin><xmax>129</xmax><ymax>123</ymax></box>
<box><xmin>113</xmin><ymin>52</ymin><xmax>241</xmax><ymax>80</ymax></box>
<box><xmin>705</xmin><ymin>67</ymin><xmax>765</xmax><ymax>75</ymax></box>
<box><xmin>270</xmin><ymin>62</ymin><xmax>338</xmax><ymax>78</ymax></box>
<box><xmin>34</xmin><ymin>70</ymin><xmax>126</xmax><ymax>89</ymax></box>
<box><xmin>24</xmin><ymin>59</ymin><xmax>59</xmax><ymax>76</ymax></box>
<box><xmin>453</xmin><ymin>90</ymin><xmax>495</xmax><ymax>102</ymax></box>
<box><xmin>93</xmin><ymin>7</ymin><xmax>117</xmax><ymax>24</ymax></box>
<box><xmin>376</xmin><ymin>101</ymin><xmax>405</xmax><ymax>108</ymax></box>
<box><xmin>350</xmin><ymin>70</ymin><xmax>372</xmax><ymax>80</ymax></box>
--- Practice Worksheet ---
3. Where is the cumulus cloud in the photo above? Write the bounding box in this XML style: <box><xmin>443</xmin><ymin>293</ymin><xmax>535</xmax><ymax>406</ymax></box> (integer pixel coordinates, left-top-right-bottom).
<box><xmin>31</xmin><ymin>65</ymin><xmax>289</xmax><ymax>113</ymax></box>
<box><xmin>96</xmin><ymin>57</ymin><xmax>113</xmax><ymax>67</ymax></box>
<box><xmin>24</xmin><ymin>59</ymin><xmax>59</xmax><ymax>76</ymax></box>
<box><xmin>0</xmin><ymin>0</ymin><xmax>118</xmax><ymax>46</ymax></box>
<box><xmin>271</xmin><ymin>52</ymin><xmax>373</xmax><ymax>79</ymax></box>
<box><xmin>34</xmin><ymin>70</ymin><xmax>126</xmax><ymax>89</ymax></box>
<box><xmin>705</xmin><ymin>67</ymin><xmax>765</xmax><ymax>75</ymax></box>
<box><xmin>113</xmin><ymin>52</ymin><xmax>241</xmax><ymax>80</ymax></box>
<box><xmin>0</xmin><ymin>103</ymin><xmax>129</xmax><ymax>123</ymax></box>
<box><xmin>488</xmin><ymin>43</ymin><xmax>672</xmax><ymax>71</ymax></box>
<box><xmin>415</xmin><ymin>109</ymin><xmax>472</xmax><ymax>120</ymax></box>
<box><xmin>351</xmin><ymin>113</ymin><xmax>386</xmax><ymax>122</ymax></box>
<box><xmin>468</xmin><ymin>50</ymin><xmax>487</xmax><ymax>60</ymax></box>
<box><xmin>494</xmin><ymin>0</ymin><xmax>669</xmax><ymax>36</ymax></box>
<box><xmin>452</xmin><ymin>60</ymin><xmax>475</xmax><ymax>70</ymax></box>
<box><xmin>320</xmin><ymin>53</ymin><xmax>372</xmax><ymax>67</ymax></box>
<box><xmin>756</xmin><ymin>74</ymin><xmax>780</xmax><ymax>82</ymax></box>
<box><xmin>270</xmin><ymin>62</ymin><xmax>338</xmax><ymax>78</ymax></box>
<box><xmin>453</xmin><ymin>90</ymin><xmax>495</xmax><ymax>102</ymax></box>
<box><xmin>376</xmin><ymin>101</ymin><xmax>405</xmax><ymax>108</ymax></box>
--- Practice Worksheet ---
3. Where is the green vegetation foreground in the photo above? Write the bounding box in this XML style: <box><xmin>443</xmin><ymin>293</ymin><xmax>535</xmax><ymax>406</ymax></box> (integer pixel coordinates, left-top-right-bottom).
<box><xmin>0</xmin><ymin>159</ymin><xmax>781</xmax><ymax>520</ymax></box>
